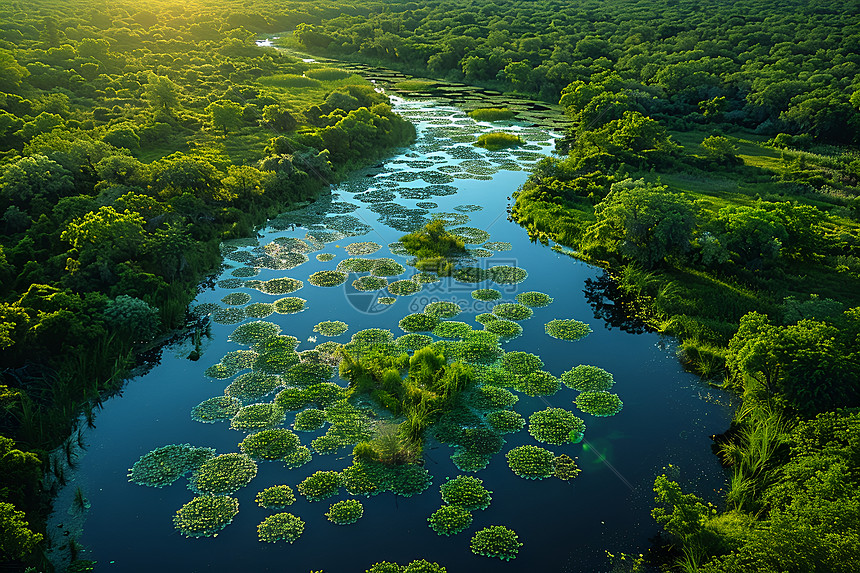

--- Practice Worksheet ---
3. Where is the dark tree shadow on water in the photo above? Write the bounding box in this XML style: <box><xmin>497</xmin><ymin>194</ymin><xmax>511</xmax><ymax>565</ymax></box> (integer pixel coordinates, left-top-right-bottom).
<box><xmin>583</xmin><ymin>271</ymin><xmax>649</xmax><ymax>334</ymax></box>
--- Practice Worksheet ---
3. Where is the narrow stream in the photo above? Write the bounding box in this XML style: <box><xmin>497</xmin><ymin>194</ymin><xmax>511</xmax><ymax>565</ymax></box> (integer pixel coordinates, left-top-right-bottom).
<box><xmin>54</xmin><ymin>98</ymin><xmax>729</xmax><ymax>573</ymax></box>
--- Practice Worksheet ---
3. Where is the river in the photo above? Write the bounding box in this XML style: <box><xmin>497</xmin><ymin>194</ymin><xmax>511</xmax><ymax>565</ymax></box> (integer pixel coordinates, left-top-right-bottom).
<box><xmin>53</xmin><ymin>97</ymin><xmax>729</xmax><ymax>573</ymax></box>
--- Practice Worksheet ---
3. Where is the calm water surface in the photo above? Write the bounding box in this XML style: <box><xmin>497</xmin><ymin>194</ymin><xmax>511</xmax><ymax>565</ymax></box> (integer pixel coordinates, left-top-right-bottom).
<box><xmin>57</xmin><ymin>99</ymin><xmax>729</xmax><ymax>573</ymax></box>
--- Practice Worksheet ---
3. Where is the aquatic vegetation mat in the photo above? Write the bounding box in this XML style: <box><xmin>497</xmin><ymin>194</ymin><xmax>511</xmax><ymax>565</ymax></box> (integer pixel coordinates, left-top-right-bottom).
<box><xmin>229</xmin><ymin>321</ymin><xmax>281</xmax><ymax>345</ymax></box>
<box><xmin>230</xmin><ymin>403</ymin><xmax>286</xmax><ymax>431</ymax></box>
<box><xmin>528</xmin><ymin>408</ymin><xmax>586</xmax><ymax>445</ymax></box>
<box><xmin>188</xmin><ymin>453</ymin><xmax>258</xmax><ymax>495</ymax></box>
<box><xmin>297</xmin><ymin>470</ymin><xmax>343</xmax><ymax>501</ymax></box>
<box><xmin>128</xmin><ymin>444</ymin><xmax>216</xmax><ymax>488</ymax></box>
<box><xmin>515</xmin><ymin>291</ymin><xmax>553</xmax><ymax>307</ymax></box>
<box><xmin>470</xmin><ymin>525</ymin><xmax>522</xmax><ymax>561</ymax></box>
<box><xmin>545</xmin><ymin>319</ymin><xmax>592</xmax><ymax>341</ymax></box>
<box><xmin>492</xmin><ymin>303</ymin><xmax>533</xmax><ymax>321</ymax></box>
<box><xmin>439</xmin><ymin>475</ymin><xmax>492</xmax><ymax>511</ymax></box>
<box><xmin>346</xmin><ymin>242</ymin><xmax>382</xmax><ymax>256</ymax></box>
<box><xmin>256</xmin><ymin>485</ymin><xmax>296</xmax><ymax>508</ymax></box>
<box><xmin>273</xmin><ymin>297</ymin><xmax>307</xmax><ymax>314</ymax></box>
<box><xmin>561</xmin><ymin>365</ymin><xmax>615</xmax><ymax>391</ymax></box>
<box><xmin>388</xmin><ymin>280</ymin><xmax>422</xmax><ymax>296</ymax></box>
<box><xmin>174</xmin><ymin>496</ymin><xmax>239</xmax><ymax>538</ymax></box>
<box><xmin>574</xmin><ymin>391</ymin><xmax>624</xmax><ymax>417</ymax></box>
<box><xmin>191</xmin><ymin>397</ymin><xmax>241</xmax><ymax>424</ymax></box>
<box><xmin>239</xmin><ymin>429</ymin><xmax>302</xmax><ymax>461</ymax></box>
<box><xmin>428</xmin><ymin>505</ymin><xmax>472</xmax><ymax>536</ymax></box>
<box><xmin>506</xmin><ymin>445</ymin><xmax>556</xmax><ymax>480</ymax></box>
<box><xmin>309</xmin><ymin>270</ymin><xmax>349</xmax><ymax>287</ymax></box>
<box><xmin>314</xmin><ymin>320</ymin><xmax>349</xmax><ymax>337</ymax></box>
<box><xmin>353</xmin><ymin>275</ymin><xmax>389</xmax><ymax>291</ymax></box>
<box><xmin>423</xmin><ymin>301</ymin><xmax>462</xmax><ymax>318</ymax></box>
<box><xmin>326</xmin><ymin>499</ymin><xmax>364</xmax><ymax>525</ymax></box>
<box><xmin>221</xmin><ymin>292</ymin><xmax>251</xmax><ymax>306</ymax></box>
<box><xmin>257</xmin><ymin>512</ymin><xmax>304</xmax><ymax>543</ymax></box>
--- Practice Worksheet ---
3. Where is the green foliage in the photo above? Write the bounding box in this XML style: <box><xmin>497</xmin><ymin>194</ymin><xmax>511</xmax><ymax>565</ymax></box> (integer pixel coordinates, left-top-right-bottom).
<box><xmin>128</xmin><ymin>444</ymin><xmax>215</xmax><ymax>488</ymax></box>
<box><xmin>294</xmin><ymin>408</ymin><xmax>327</xmax><ymax>431</ymax></box>
<box><xmin>515</xmin><ymin>291</ymin><xmax>553</xmax><ymax>307</ymax></box>
<box><xmin>239</xmin><ymin>429</ymin><xmax>302</xmax><ymax>461</ymax></box>
<box><xmin>228</xmin><ymin>321</ymin><xmax>281</xmax><ymax>345</ymax></box>
<box><xmin>486</xmin><ymin>410</ymin><xmax>525</xmax><ymax>434</ymax></box>
<box><xmin>506</xmin><ymin>445</ymin><xmax>556</xmax><ymax>479</ymax></box>
<box><xmin>325</xmin><ymin>499</ymin><xmax>364</xmax><ymax>525</ymax></box>
<box><xmin>314</xmin><ymin>320</ymin><xmax>349</xmax><ymax>337</ymax></box>
<box><xmin>574</xmin><ymin>391</ymin><xmax>624</xmax><ymax>417</ymax></box>
<box><xmin>399</xmin><ymin>313</ymin><xmax>440</xmax><ymax>333</ymax></box>
<box><xmin>400</xmin><ymin>220</ymin><xmax>467</xmax><ymax>271</ymax></box>
<box><xmin>528</xmin><ymin>408</ymin><xmax>586</xmax><ymax>444</ymax></box>
<box><xmin>173</xmin><ymin>496</ymin><xmax>239</xmax><ymax>538</ymax></box>
<box><xmin>545</xmin><ymin>319</ymin><xmax>592</xmax><ymax>341</ymax></box>
<box><xmin>297</xmin><ymin>470</ymin><xmax>343</xmax><ymax>501</ymax></box>
<box><xmin>230</xmin><ymin>403</ymin><xmax>285</xmax><ymax>431</ymax></box>
<box><xmin>257</xmin><ymin>512</ymin><xmax>305</xmax><ymax>543</ymax></box>
<box><xmin>440</xmin><ymin>475</ymin><xmax>492</xmax><ymax>511</ymax></box>
<box><xmin>470</xmin><ymin>526</ymin><xmax>522</xmax><ymax>561</ymax></box>
<box><xmin>492</xmin><ymin>303</ymin><xmax>533</xmax><ymax>321</ymax></box>
<box><xmin>561</xmin><ymin>365</ymin><xmax>615</xmax><ymax>391</ymax></box>
<box><xmin>472</xmin><ymin>289</ymin><xmax>502</xmax><ymax>302</ymax></box>
<box><xmin>191</xmin><ymin>396</ymin><xmax>241</xmax><ymax>423</ymax></box>
<box><xmin>475</xmin><ymin>132</ymin><xmax>522</xmax><ymax>150</ymax></box>
<box><xmin>468</xmin><ymin>108</ymin><xmax>516</xmax><ymax>121</ymax></box>
<box><xmin>308</xmin><ymin>270</ymin><xmax>348</xmax><ymax>287</ymax></box>
<box><xmin>256</xmin><ymin>485</ymin><xmax>296</xmax><ymax>509</ymax></box>
<box><xmin>0</xmin><ymin>502</ymin><xmax>43</xmax><ymax>560</ymax></box>
<box><xmin>428</xmin><ymin>505</ymin><xmax>472</xmax><ymax>536</ymax></box>
<box><xmin>188</xmin><ymin>452</ymin><xmax>257</xmax><ymax>495</ymax></box>
<box><xmin>424</xmin><ymin>301</ymin><xmax>462</xmax><ymax>318</ymax></box>
<box><xmin>501</xmin><ymin>351</ymin><xmax>543</xmax><ymax>375</ymax></box>
<box><xmin>484</xmin><ymin>319</ymin><xmax>523</xmax><ymax>340</ymax></box>
<box><xmin>553</xmin><ymin>454</ymin><xmax>581</xmax><ymax>480</ymax></box>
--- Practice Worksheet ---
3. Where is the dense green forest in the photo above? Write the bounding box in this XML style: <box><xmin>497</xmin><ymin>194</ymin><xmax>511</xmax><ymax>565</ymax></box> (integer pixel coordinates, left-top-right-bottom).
<box><xmin>0</xmin><ymin>1</ymin><xmax>414</xmax><ymax>569</ymax></box>
<box><xmin>2</xmin><ymin>0</ymin><xmax>859</xmax><ymax>571</ymax></box>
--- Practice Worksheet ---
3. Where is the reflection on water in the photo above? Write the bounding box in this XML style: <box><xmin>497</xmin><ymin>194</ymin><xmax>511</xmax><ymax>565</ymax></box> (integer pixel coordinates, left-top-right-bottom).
<box><xmin>55</xmin><ymin>99</ymin><xmax>729</xmax><ymax>573</ymax></box>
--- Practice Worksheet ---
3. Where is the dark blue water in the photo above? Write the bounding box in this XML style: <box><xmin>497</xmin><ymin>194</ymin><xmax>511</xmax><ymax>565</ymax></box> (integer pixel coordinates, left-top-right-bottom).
<box><xmin>57</xmin><ymin>101</ymin><xmax>730</xmax><ymax>573</ymax></box>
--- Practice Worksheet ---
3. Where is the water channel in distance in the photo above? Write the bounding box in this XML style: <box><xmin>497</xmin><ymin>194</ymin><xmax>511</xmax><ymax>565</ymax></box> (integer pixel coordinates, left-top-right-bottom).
<box><xmin>53</xmin><ymin>97</ymin><xmax>731</xmax><ymax>573</ymax></box>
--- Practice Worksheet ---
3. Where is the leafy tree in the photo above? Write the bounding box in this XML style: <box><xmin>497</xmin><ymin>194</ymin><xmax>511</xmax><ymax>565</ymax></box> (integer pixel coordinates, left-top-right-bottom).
<box><xmin>61</xmin><ymin>206</ymin><xmax>146</xmax><ymax>261</ymax></box>
<box><xmin>151</xmin><ymin>153</ymin><xmax>226</xmax><ymax>201</ymax></box>
<box><xmin>0</xmin><ymin>502</ymin><xmax>42</xmax><ymax>561</ymax></box>
<box><xmin>712</xmin><ymin>206</ymin><xmax>788</xmax><ymax>269</ymax></box>
<box><xmin>0</xmin><ymin>154</ymin><xmax>74</xmax><ymax>214</ymax></box>
<box><xmin>205</xmin><ymin>100</ymin><xmax>244</xmax><ymax>135</ymax></box>
<box><xmin>103</xmin><ymin>295</ymin><xmax>161</xmax><ymax>343</ymax></box>
<box><xmin>262</xmin><ymin>105</ymin><xmax>297</xmax><ymax>131</ymax></box>
<box><xmin>143</xmin><ymin>74</ymin><xmax>179</xmax><ymax>113</ymax></box>
<box><xmin>584</xmin><ymin>178</ymin><xmax>697</xmax><ymax>268</ymax></box>
<box><xmin>701</xmin><ymin>135</ymin><xmax>740</xmax><ymax>165</ymax></box>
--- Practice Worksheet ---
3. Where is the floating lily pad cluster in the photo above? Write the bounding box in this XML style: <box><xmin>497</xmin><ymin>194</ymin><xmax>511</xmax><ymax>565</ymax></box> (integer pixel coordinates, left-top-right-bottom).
<box><xmin>428</xmin><ymin>505</ymin><xmax>472</xmax><ymax>536</ymax></box>
<box><xmin>228</xmin><ymin>321</ymin><xmax>281</xmax><ymax>345</ymax></box>
<box><xmin>561</xmin><ymin>364</ymin><xmax>615</xmax><ymax>391</ymax></box>
<box><xmin>309</xmin><ymin>270</ymin><xmax>349</xmax><ymax>287</ymax></box>
<box><xmin>423</xmin><ymin>301</ymin><xmax>462</xmax><ymax>318</ymax></box>
<box><xmin>388</xmin><ymin>279</ymin><xmax>422</xmax><ymax>296</ymax></box>
<box><xmin>257</xmin><ymin>512</ymin><xmax>305</xmax><ymax>543</ymax></box>
<box><xmin>492</xmin><ymin>303</ymin><xmax>533</xmax><ymax>321</ymax></box>
<box><xmin>432</xmin><ymin>321</ymin><xmax>473</xmax><ymax>339</ymax></box>
<box><xmin>483</xmin><ymin>319</ymin><xmax>523</xmax><ymax>341</ymax></box>
<box><xmin>470</xmin><ymin>525</ymin><xmax>522</xmax><ymax>561</ymax></box>
<box><xmin>326</xmin><ymin>499</ymin><xmax>364</xmax><ymax>525</ymax></box>
<box><xmin>528</xmin><ymin>408</ymin><xmax>586</xmax><ymax>445</ymax></box>
<box><xmin>440</xmin><ymin>475</ymin><xmax>492</xmax><ymax>511</ymax></box>
<box><xmin>486</xmin><ymin>410</ymin><xmax>525</xmax><ymax>434</ymax></box>
<box><xmin>346</xmin><ymin>242</ymin><xmax>382</xmax><ymax>256</ymax></box>
<box><xmin>174</xmin><ymin>496</ymin><xmax>239</xmax><ymax>538</ymax></box>
<box><xmin>188</xmin><ymin>452</ymin><xmax>257</xmax><ymax>495</ymax></box>
<box><xmin>515</xmin><ymin>291</ymin><xmax>553</xmax><ymax>307</ymax></box>
<box><xmin>246</xmin><ymin>277</ymin><xmax>303</xmax><ymax>295</ymax></box>
<box><xmin>191</xmin><ymin>396</ymin><xmax>241</xmax><ymax>423</ymax></box>
<box><xmin>553</xmin><ymin>454</ymin><xmax>582</xmax><ymax>481</ymax></box>
<box><xmin>297</xmin><ymin>470</ymin><xmax>344</xmax><ymax>501</ymax></box>
<box><xmin>294</xmin><ymin>408</ymin><xmax>327</xmax><ymax>431</ymax></box>
<box><xmin>226</xmin><ymin>371</ymin><xmax>282</xmax><ymax>402</ymax></box>
<box><xmin>399</xmin><ymin>313</ymin><xmax>439</xmax><ymax>333</ymax></box>
<box><xmin>314</xmin><ymin>320</ymin><xmax>349</xmax><ymax>337</ymax></box>
<box><xmin>230</xmin><ymin>403</ymin><xmax>286</xmax><ymax>431</ymax></box>
<box><xmin>340</xmin><ymin>458</ymin><xmax>433</xmax><ymax>498</ymax></box>
<box><xmin>128</xmin><ymin>444</ymin><xmax>216</xmax><ymax>488</ymax></box>
<box><xmin>273</xmin><ymin>297</ymin><xmax>307</xmax><ymax>314</ymax></box>
<box><xmin>239</xmin><ymin>428</ymin><xmax>303</xmax><ymax>461</ymax></box>
<box><xmin>506</xmin><ymin>445</ymin><xmax>556</xmax><ymax>480</ymax></box>
<box><xmin>221</xmin><ymin>292</ymin><xmax>251</xmax><ymax>306</ymax></box>
<box><xmin>367</xmin><ymin>560</ymin><xmax>448</xmax><ymax>573</ymax></box>
<box><xmin>545</xmin><ymin>319</ymin><xmax>592</xmax><ymax>341</ymax></box>
<box><xmin>574</xmin><ymin>390</ymin><xmax>624</xmax><ymax>417</ymax></box>
<box><xmin>256</xmin><ymin>485</ymin><xmax>296</xmax><ymax>508</ymax></box>
<box><xmin>353</xmin><ymin>275</ymin><xmax>389</xmax><ymax>291</ymax></box>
